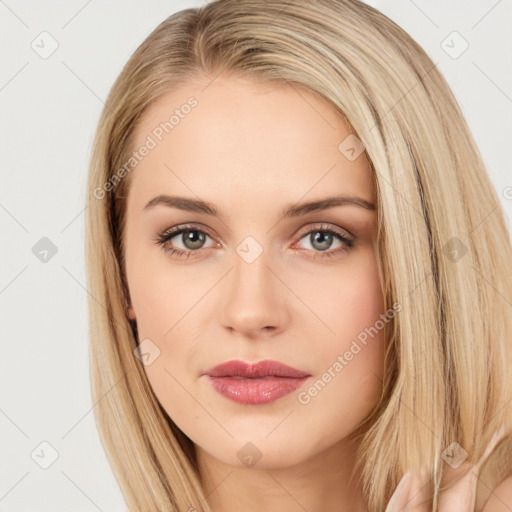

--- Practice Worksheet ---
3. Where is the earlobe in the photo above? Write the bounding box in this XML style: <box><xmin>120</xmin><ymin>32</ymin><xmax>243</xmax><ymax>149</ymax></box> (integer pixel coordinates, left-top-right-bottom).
<box><xmin>127</xmin><ymin>305</ymin><xmax>136</xmax><ymax>321</ymax></box>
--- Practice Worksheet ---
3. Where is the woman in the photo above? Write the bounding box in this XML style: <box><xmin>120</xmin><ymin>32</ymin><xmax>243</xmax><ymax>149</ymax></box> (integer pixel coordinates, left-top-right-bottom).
<box><xmin>85</xmin><ymin>0</ymin><xmax>512</xmax><ymax>510</ymax></box>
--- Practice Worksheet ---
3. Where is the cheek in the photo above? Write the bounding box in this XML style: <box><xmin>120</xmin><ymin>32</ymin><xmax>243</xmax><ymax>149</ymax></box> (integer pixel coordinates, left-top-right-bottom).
<box><xmin>295</xmin><ymin>247</ymin><xmax>386</xmax><ymax>412</ymax></box>
<box><xmin>126</xmin><ymin>245</ymin><xmax>197</xmax><ymax>338</ymax></box>
<box><xmin>125</xmin><ymin>245</ymin><xmax>201</xmax><ymax>398</ymax></box>
<box><xmin>294</xmin><ymin>245</ymin><xmax>384</xmax><ymax>343</ymax></box>
<box><xmin>336</xmin><ymin>253</ymin><xmax>384</xmax><ymax>342</ymax></box>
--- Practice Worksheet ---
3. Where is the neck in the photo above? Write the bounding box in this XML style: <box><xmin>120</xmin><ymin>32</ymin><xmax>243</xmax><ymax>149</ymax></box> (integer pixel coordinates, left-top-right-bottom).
<box><xmin>195</xmin><ymin>436</ymin><xmax>369</xmax><ymax>512</ymax></box>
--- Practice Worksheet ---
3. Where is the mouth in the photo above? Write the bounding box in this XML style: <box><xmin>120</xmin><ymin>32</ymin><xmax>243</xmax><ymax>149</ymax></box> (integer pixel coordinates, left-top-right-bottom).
<box><xmin>202</xmin><ymin>359</ymin><xmax>311</xmax><ymax>405</ymax></box>
<box><xmin>202</xmin><ymin>359</ymin><xmax>311</xmax><ymax>379</ymax></box>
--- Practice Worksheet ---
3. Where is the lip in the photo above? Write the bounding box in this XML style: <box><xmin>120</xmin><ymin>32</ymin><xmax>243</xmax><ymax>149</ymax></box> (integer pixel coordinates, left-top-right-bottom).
<box><xmin>202</xmin><ymin>359</ymin><xmax>311</xmax><ymax>405</ymax></box>
<box><xmin>203</xmin><ymin>359</ymin><xmax>310</xmax><ymax>379</ymax></box>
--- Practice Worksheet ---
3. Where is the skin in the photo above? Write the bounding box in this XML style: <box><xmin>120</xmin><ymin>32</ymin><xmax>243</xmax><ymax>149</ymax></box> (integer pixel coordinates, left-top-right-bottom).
<box><xmin>124</xmin><ymin>73</ymin><xmax>386</xmax><ymax>512</ymax></box>
<box><xmin>384</xmin><ymin>424</ymin><xmax>512</xmax><ymax>511</ymax></box>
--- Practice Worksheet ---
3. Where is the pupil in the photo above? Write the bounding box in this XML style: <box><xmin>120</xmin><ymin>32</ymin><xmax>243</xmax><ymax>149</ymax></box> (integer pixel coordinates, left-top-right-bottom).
<box><xmin>184</xmin><ymin>230</ymin><xmax>205</xmax><ymax>250</ymax></box>
<box><xmin>312</xmin><ymin>231</ymin><xmax>332</xmax><ymax>251</ymax></box>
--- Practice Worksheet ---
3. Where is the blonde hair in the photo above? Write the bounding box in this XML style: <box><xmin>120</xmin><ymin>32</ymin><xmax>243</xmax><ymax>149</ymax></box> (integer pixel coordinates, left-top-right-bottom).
<box><xmin>85</xmin><ymin>0</ymin><xmax>512</xmax><ymax>510</ymax></box>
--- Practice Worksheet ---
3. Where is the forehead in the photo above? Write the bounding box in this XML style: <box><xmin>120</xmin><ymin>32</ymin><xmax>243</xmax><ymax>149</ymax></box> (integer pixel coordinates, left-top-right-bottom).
<box><xmin>127</xmin><ymin>74</ymin><xmax>375</xmax><ymax>211</ymax></box>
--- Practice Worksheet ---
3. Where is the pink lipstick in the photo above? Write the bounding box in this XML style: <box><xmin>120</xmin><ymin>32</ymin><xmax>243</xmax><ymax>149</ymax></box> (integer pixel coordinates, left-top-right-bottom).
<box><xmin>202</xmin><ymin>359</ymin><xmax>311</xmax><ymax>405</ymax></box>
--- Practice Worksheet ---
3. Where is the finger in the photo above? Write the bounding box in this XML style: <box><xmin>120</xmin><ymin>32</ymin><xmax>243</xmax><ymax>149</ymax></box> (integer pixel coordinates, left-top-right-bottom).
<box><xmin>403</xmin><ymin>469</ymin><xmax>433</xmax><ymax>511</ymax></box>
<box><xmin>385</xmin><ymin>472</ymin><xmax>412</xmax><ymax>512</ymax></box>
<box><xmin>437</xmin><ymin>467</ymin><xmax>478</xmax><ymax>512</ymax></box>
<box><xmin>437</xmin><ymin>427</ymin><xmax>508</xmax><ymax>511</ymax></box>
<box><xmin>385</xmin><ymin>470</ymin><xmax>432</xmax><ymax>512</ymax></box>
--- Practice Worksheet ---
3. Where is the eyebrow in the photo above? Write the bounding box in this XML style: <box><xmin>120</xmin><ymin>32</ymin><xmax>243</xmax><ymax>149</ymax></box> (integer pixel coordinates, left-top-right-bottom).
<box><xmin>143</xmin><ymin>194</ymin><xmax>375</xmax><ymax>218</ymax></box>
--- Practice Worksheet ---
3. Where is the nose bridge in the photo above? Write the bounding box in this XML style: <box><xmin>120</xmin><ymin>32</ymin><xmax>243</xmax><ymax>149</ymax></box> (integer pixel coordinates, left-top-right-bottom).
<box><xmin>233</xmin><ymin>240</ymin><xmax>271</xmax><ymax>291</ymax></box>
<box><xmin>220</xmin><ymin>235</ymin><xmax>288</xmax><ymax>335</ymax></box>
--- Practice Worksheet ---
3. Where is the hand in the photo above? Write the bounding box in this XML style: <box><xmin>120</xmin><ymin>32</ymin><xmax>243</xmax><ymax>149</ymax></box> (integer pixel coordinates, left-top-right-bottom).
<box><xmin>384</xmin><ymin>427</ymin><xmax>507</xmax><ymax>512</ymax></box>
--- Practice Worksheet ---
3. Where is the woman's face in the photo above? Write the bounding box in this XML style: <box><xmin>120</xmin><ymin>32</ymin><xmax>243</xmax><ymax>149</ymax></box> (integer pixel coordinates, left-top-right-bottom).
<box><xmin>124</xmin><ymin>73</ymin><xmax>386</xmax><ymax>469</ymax></box>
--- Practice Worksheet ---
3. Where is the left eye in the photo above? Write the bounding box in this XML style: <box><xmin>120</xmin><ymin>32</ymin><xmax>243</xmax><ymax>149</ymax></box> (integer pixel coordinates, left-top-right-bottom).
<box><xmin>293</xmin><ymin>225</ymin><xmax>355</xmax><ymax>259</ymax></box>
<box><xmin>297</xmin><ymin>228</ymin><xmax>350</xmax><ymax>253</ymax></box>
<box><xmin>155</xmin><ymin>224</ymin><xmax>354</xmax><ymax>259</ymax></box>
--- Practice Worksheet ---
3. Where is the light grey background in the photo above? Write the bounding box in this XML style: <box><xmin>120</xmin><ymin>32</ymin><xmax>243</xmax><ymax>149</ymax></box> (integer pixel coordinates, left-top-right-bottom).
<box><xmin>0</xmin><ymin>1</ymin><xmax>510</xmax><ymax>511</ymax></box>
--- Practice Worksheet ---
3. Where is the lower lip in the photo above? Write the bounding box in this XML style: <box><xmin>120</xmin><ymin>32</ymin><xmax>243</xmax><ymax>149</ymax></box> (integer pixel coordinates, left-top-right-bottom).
<box><xmin>206</xmin><ymin>376</ymin><xmax>310</xmax><ymax>405</ymax></box>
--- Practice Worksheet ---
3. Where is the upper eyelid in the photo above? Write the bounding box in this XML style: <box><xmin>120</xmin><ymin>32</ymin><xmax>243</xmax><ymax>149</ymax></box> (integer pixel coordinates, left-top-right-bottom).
<box><xmin>296</xmin><ymin>223</ymin><xmax>353</xmax><ymax>239</ymax></box>
<box><xmin>158</xmin><ymin>222</ymin><xmax>354</xmax><ymax>244</ymax></box>
<box><xmin>160</xmin><ymin>223</ymin><xmax>218</xmax><ymax>241</ymax></box>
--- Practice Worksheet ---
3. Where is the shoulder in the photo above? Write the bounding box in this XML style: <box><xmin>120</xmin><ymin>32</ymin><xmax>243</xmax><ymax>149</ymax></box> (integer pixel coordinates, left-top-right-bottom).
<box><xmin>481</xmin><ymin>474</ymin><xmax>512</xmax><ymax>512</ymax></box>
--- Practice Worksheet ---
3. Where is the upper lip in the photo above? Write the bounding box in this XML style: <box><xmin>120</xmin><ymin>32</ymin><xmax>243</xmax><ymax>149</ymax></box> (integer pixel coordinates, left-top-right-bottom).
<box><xmin>202</xmin><ymin>359</ymin><xmax>311</xmax><ymax>379</ymax></box>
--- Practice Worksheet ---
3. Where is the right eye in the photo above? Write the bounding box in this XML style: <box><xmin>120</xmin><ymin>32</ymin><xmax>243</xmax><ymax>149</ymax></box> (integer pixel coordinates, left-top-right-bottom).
<box><xmin>155</xmin><ymin>224</ymin><xmax>219</xmax><ymax>259</ymax></box>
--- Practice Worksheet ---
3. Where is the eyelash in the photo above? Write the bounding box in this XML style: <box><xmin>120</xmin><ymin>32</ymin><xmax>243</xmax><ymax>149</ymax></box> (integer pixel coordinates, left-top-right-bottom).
<box><xmin>154</xmin><ymin>223</ymin><xmax>355</xmax><ymax>260</ymax></box>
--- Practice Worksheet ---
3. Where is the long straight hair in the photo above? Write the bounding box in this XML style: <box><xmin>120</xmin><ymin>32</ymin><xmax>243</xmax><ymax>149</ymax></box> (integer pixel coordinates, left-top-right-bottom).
<box><xmin>85</xmin><ymin>1</ymin><xmax>512</xmax><ymax>510</ymax></box>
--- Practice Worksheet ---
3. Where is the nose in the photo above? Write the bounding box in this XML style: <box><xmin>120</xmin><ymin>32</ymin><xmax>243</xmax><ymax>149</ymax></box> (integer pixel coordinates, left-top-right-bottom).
<box><xmin>219</xmin><ymin>250</ymin><xmax>289</xmax><ymax>340</ymax></box>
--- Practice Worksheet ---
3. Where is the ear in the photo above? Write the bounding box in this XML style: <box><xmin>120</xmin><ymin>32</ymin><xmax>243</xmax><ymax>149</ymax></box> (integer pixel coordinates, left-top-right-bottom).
<box><xmin>127</xmin><ymin>305</ymin><xmax>136</xmax><ymax>321</ymax></box>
